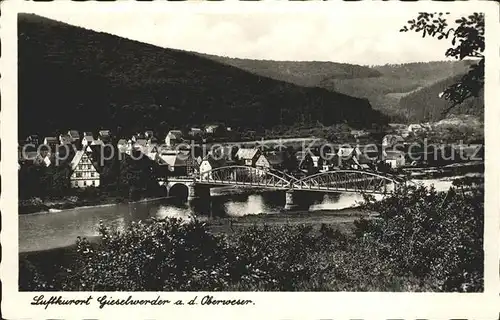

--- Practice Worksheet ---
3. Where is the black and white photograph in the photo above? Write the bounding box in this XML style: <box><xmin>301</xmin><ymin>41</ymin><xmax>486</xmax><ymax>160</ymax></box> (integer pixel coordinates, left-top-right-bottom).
<box><xmin>1</xmin><ymin>1</ymin><xmax>499</xmax><ymax>319</ymax></box>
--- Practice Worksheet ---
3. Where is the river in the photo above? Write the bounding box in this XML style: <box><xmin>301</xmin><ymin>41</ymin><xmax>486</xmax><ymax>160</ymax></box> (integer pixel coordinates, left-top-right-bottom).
<box><xmin>18</xmin><ymin>177</ymin><xmax>455</xmax><ymax>253</ymax></box>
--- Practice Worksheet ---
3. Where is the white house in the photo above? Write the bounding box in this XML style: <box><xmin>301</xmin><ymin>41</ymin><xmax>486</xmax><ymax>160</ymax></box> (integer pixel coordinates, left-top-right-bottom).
<box><xmin>67</xmin><ymin>130</ymin><xmax>80</xmax><ymax>142</ymax></box>
<box><xmin>407</xmin><ymin>124</ymin><xmax>427</xmax><ymax>133</ymax></box>
<box><xmin>199</xmin><ymin>155</ymin><xmax>226</xmax><ymax>180</ymax></box>
<box><xmin>70</xmin><ymin>150</ymin><xmax>100</xmax><ymax>188</ymax></box>
<box><xmin>165</xmin><ymin>130</ymin><xmax>183</xmax><ymax>148</ymax></box>
<box><xmin>81</xmin><ymin>132</ymin><xmax>95</xmax><ymax>147</ymax></box>
<box><xmin>383</xmin><ymin>150</ymin><xmax>406</xmax><ymax>169</ymax></box>
<box><xmin>236</xmin><ymin>148</ymin><xmax>261</xmax><ymax>167</ymax></box>
<box><xmin>205</xmin><ymin>124</ymin><xmax>221</xmax><ymax>134</ymax></box>
<box><xmin>382</xmin><ymin>134</ymin><xmax>405</xmax><ymax>148</ymax></box>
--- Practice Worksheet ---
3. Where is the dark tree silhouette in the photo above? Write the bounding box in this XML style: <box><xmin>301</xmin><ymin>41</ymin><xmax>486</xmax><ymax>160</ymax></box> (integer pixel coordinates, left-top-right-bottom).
<box><xmin>401</xmin><ymin>12</ymin><xmax>484</xmax><ymax>116</ymax></box>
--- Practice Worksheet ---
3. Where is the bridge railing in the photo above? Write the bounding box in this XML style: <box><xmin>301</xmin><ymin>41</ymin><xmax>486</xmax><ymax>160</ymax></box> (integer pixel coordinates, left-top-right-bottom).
<box><xmin>167</xmin><ymin>166</ymin><xmax>406</xmax><ymax>194</ymax></box>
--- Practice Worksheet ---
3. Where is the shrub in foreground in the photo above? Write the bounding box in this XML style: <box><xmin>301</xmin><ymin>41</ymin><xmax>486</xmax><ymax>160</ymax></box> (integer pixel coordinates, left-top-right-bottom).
<box><xmin>357</xmin><ymin>184</ymin><xmax>483</xmax><ymax>291</ymax></box>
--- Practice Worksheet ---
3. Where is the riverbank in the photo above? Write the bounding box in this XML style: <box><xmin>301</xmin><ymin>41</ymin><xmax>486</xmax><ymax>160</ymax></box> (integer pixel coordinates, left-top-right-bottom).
<box><xmin>19</xmin><ymin>195</ymin><xmax>170</xmax><ymax>215</ymax></box>
<box><xmin>402</xmin><ymin>161</ymin><xmax>484</xmax><ymax>179</ymax></box>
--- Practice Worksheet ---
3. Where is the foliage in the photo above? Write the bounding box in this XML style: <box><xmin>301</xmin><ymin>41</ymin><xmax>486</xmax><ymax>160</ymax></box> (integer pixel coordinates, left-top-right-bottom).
<box><xmin>21</xmin><ymin>182</ymin><xmax>483</xmax><ymax>292</ymax></box>
<box><xmin>18</xmin><ymin>164</ymin><xmax>71</xmax><ymax>199</ymax></box>
<box><xmin>401</xmin><ymin>12</ymin><xmax>484</xmax><ymax>116</ymax></box>
<box><xmin>118</xmin><ymin>151</ymin><xmax>163</xmax><ymax>200</ymax></box>
<box><xmin>60</xmin><ymin>219</ymin><xmax>232</xmax><ymax>291</ymax></box>
<box><xmin>358</xmin><ymin>183</ymin><xmax>483</xmax><ymax>291</ymax></box>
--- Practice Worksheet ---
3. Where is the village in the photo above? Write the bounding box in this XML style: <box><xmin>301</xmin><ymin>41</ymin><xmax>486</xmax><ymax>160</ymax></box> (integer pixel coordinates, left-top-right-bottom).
<box><xmin>17</xmin><ymin>121</ymin><xmax>484</xmax><ymax>192</ymax></box>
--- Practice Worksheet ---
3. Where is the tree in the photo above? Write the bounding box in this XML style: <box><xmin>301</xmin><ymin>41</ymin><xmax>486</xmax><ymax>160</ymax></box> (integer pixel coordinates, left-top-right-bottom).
<box><xmin>401</xmin><ymin>12</ymin><xmax>484</xmax><ymax>116</ymax></box>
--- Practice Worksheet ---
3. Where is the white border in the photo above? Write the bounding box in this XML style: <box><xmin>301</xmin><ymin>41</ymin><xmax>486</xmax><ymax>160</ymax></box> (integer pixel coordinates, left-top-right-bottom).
<box><xmin>1</xmin><ymin>1</ymin><xmax>499</xmax><ymax>319</ymax></box>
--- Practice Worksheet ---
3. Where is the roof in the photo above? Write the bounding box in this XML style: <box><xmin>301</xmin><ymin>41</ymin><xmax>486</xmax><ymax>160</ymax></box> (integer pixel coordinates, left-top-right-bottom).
<box><xmin>91</xmin><ymin>139</ymin><xmax>104</xmax><ymax>146</ymax></box>
<box><xmin>99</xmin><ymin>130</ymin><xmax>111</xmax><ymax>136</ymax></box>
<box><xmin>236</xmin><ymin>148</ymin><xmax>260</xmax><ymax>160</ymax></box>
<box><xmin>59</xmin><ymin>134</ymin><xmax>73</xmax><ymax>145</ymax></box>
<box><xmin>167</xmin><ymin>130</ymin><xmax>183</xmax><ymax>140</ymax></box>
<box><xmin>84</xmin><ymin>135</ymin><xmax>95</xmax><ymax>142</ymax></box>
<box><xmin>68</xmin><ymin>130</ymin><xmax>80</xmax><ymax>139</ymax></box>
<box><xmin>44</xmin><ymin>136</ymin><xmax>58</xmax><ymax>144</ymax></box>
<box><xmin>337</xmin><ymin>147</ymin><xmax>355</xmax><ymax>158</ymax></box>
<box><xmin>201</xmin><ymin>155</ymin><xmax>226</xmax><ymax>168</ymax></box>
<box><xmin>382</xmin><ymin>134</ymin><xmax>405</xmax><ymax>146</ymax></box>
<box><xmin>70</xmin><ymin>151</ymin><xmax>84</xmax><ymax>170</ymax></box>
<box><xmin>158</xmin><ymin>153</ymin><xmax>191</xmax><ymax>167</ymax></box>
<box><xmin>264</xmin><ymin>153</ymin><xmax>284</xmax><ymax>165</ymax></box>
<box><xmin>135</xmin><ymin>139</ymin><xmax>148</xmax><ymax>147</ymax></box>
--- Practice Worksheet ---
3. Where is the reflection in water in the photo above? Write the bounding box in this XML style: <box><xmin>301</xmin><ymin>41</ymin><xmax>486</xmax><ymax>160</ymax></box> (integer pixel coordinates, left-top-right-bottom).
<box><xmin>19</xmin><ymin>178</ymin><xmax>455</xmax><ymax>253</ymax></box>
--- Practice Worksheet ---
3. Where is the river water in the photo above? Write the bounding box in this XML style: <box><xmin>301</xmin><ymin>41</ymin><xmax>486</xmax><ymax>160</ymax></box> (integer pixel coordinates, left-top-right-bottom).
<box><xmin>19</xmin><ymin>178</ymin><xmax>455</xmax><ymax>253</ymax></box>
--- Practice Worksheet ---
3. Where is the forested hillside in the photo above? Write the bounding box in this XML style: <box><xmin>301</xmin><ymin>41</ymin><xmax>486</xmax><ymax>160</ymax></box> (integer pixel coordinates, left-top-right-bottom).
<box><xmin>199</xmin><ymin>54</ymin><xmax>382</xmax><ymax>86</ymax></box>
<box><xmin>206</xmin><ymin>54</ymin><xmax>482</xmax><ymax>122</ymax></box>
<box><xmin>399</xmin><ymin>74</ymin><xmax>484</xmax><ymax>122</ymax></box>
<box><xmin>18</xmin><ymin>14</ymin><xmax>387</xmax><ymax>139</ymax></box>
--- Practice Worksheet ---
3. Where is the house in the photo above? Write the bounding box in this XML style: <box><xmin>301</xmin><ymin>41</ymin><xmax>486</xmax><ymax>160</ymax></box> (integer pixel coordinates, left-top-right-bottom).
<box><xmin>165</xmin><ymin>130</ymin><xmax>184</xmax><ymax>148</ymax></box>
<box><xmin>407</xmin><ymin>124</ymin><xmax>427</xmax><ymax>133</ymax></box>
<box><xmin>81</xmin><ymin>132</ymin><xmax>95</xmax><ymax>147</ymax></box>
<box><xmin>117</xmin><ymin>139</ymin><xmax>130</xmax><ymax>154</ymax></box>
<box><xmin>235</xmin><ymin>148</ymin><xmax>261</xmax><ymax>166</ymax></box>
<box><xmin>350</xmin><ymin>130</ymin><xmax>370</xmax><ymax>138</ymax></box>
<box><xmin>205</xmin><ymin>124</ymin><xmax>221</xmax><ymax>134</ymax></box>
<box><xmin>59</xmin><ymin>134</ymin><xmax>73</xmax><ymax>145</ymax></box>
<box><xmin>70</xmin><ymin>150</ymin><xmax>100</xmax><ymax>188</ymax></box>
<box><xmin>255</xmin><ymin>152</ymin><xmax>285</xmax><ymax>171</ymax></box>
<box><xmin>189</xmin><ymin>128</ymin><xmax>203</xmax><ymax>137</ymax></box>
<box><xmin>133</xmin><ymin>139</ymin><xmax>148</xmax><ymax>152</ymax></box>
<box><xmin>199</xmin><ymin>155</ymin><xmax>226</xmax><ymax>180</ymax></box>
<box><xmin>382</xmin><ymin>150</ymin><xmax>406</xmax><ymax>169</ymax></box>
<box><xmin>90</xmin><ymin>139</ymin><xmax>104</xmax><ymax>147</ymax></box>
<box><xmin>25</xmin><ymin>135</ymin><xmax>40</xmax><ymax>146</ymax></box>
<box><xmin>43</xmin><ymin>136</ymin><xmax>59</xmax><ymax>152</ymax></box>
<box><xmin>67</xmin><ymin>130</ymin><xmax>80</xmax><ymax>142</ymax></box>
<box><xmin>382</xmin><ymin>134</ymin><xmax>405</xmax><ymax>148</ymax></box>
<box><xmin>322</xmin><ymin>153</ymin><xmax>341</xmax><ymax>171</ymax></box>
<box><xmin>145</xmin><ymin>143</ymin><xmax>159</xmax><ymax>161</ymax></box>
<box><xmin>145</xmin><ymin>130</ymin><xmax>154</xmax><ymax>139</ymax></box>
<box><xmin>337</xmin><ymin>147</ymin><xmax>373</xmax><ymax>170</ymax></box>
<box><xmin>158</xmin><ymin>150</ymin><xmax>196</xmax><ymax>176</ymax></box>
<box><xmin>33</xmin><ymin>153</ymin><xmax>51</xmax><ymax>167</ymax></box>
<box><xmin>98</xmin><ymin>130</ymin><xmax>111</xmax><ymax>143</ymax></box>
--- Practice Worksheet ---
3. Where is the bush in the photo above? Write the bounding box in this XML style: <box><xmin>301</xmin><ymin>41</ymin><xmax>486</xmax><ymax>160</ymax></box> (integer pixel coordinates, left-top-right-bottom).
<box><xmin>60</xmin><ymin>218</ymin><xmax>232</xmax><ymax>291</ymax></box>
<box><xmin>357</xmin><ymin>183</ymin><xmax>483</xmax><ymax>291</ymax></box>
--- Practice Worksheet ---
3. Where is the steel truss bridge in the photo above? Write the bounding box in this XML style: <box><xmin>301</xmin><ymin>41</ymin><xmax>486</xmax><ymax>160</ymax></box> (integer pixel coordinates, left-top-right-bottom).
<box><xmin>193</xmin><ymin>165</ymin><xmax>406</xmax><ymax>195</ymax></box>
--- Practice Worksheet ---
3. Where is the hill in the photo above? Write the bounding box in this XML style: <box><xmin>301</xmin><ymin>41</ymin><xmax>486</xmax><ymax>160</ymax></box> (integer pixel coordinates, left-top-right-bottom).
<box><xmin>399</xmin><ymin>74</ymin><xmax>484</xmax><ymax>122</ymax></box>
<box><xmin>202</xmin><ymin>54</ymin><xmax>482</xmax><ymax>122</ymax></box>
<box><xmin>18</xmin><ymin>14</ymin><xmax>387</xmax><ymax>139</ymax></box>
<box><xmin>198</xmin><ymin>54</ymin><xmax>382</xmax><ymax>86</ymax></box>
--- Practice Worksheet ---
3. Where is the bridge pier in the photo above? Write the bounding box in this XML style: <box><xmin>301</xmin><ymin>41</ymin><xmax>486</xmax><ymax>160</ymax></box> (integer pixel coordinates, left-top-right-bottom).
<box><xmin>284</xmin><ymin>190</ymin><xmax>299</xmax><ymax>211</ymax></box>
<box><xmin>188</xmin><ymin>184</ymin><xmax>211</xmax><ymax>201</ymax></box>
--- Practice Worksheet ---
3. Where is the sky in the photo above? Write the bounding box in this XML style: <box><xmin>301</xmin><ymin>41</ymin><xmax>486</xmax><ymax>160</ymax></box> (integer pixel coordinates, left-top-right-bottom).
<box><xmin>26</xmin><ymin>9</ymin><xmax>461</xmax><ymax>66</ymax></box>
